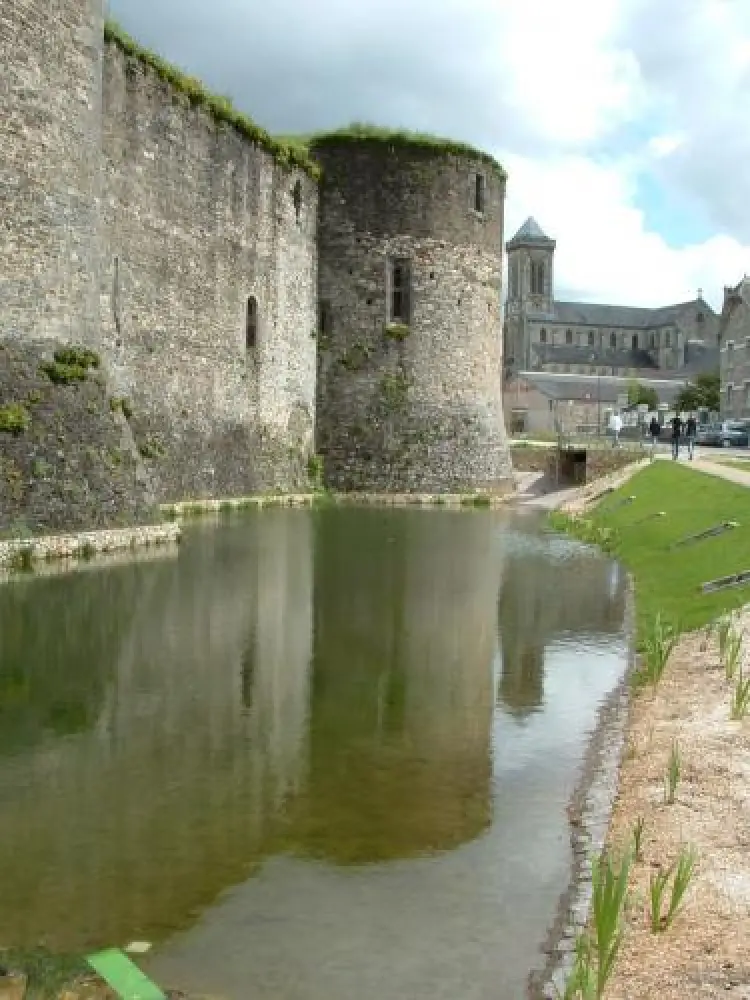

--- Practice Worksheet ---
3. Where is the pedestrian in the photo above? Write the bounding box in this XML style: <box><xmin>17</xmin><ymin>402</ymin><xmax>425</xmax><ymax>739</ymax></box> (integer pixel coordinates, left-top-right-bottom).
<box><xmin>670</xmin><ymin>411</ymin><xmax>683</xmax><ymax>460</ymax></box>
<box><xmin>649</xmin><ymin>415</ymin><xmax>661</xmax><ymax>460</ymax></box>
<box><xmin>685</xmin><ymin>413</ymin><xmax>697</xmax><ymax>461</ymax></box>
<box><xmin>609</xmin><ymin>411</ymin><xmax>622</xmax><ymax>448</ymax></box>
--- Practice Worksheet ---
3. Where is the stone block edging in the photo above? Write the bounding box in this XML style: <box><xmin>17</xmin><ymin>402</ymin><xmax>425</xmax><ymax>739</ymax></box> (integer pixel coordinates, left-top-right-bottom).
<box><xmin>0</xmin><ymin>522</ymin><xmax>181</xmax><ymax>574</ymax></box>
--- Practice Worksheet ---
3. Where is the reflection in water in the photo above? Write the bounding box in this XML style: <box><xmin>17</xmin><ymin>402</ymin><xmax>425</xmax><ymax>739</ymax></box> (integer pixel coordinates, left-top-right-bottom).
<box><xmin>292</xmin><ymin>509</ymin><xmax>504</xmax><ymax>861</ymax></box>
<box><xmin>0</xmin><ymin>510</ymin><xmax>628</xmax><ymax>1000</ymax></box>
<box><xmin>497</xmin><ymin>538</ymin><xmax>626</xmax><ymax>718</ymax></box>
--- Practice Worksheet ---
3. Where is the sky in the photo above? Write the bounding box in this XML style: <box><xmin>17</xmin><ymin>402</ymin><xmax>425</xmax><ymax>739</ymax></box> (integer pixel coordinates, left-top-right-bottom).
<box><xmin>108</xmin><ymin>0</ymin><xmax>750</xmax><ymax>312</ymax></box>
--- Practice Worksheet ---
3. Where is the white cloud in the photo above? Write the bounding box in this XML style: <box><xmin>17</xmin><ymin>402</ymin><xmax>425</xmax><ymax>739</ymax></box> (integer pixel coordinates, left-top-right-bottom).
<box><xmin>502</xmin><ymin>153</ymin><xmax>750</xmax><ymax>311</ymax></box>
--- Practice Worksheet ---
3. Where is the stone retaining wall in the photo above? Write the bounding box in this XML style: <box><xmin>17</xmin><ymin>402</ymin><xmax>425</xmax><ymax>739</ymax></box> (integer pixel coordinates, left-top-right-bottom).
<box><xmin>0</xmin><ymin>522</ymin><xmax>180</xmax><ymax>572</ymax></box>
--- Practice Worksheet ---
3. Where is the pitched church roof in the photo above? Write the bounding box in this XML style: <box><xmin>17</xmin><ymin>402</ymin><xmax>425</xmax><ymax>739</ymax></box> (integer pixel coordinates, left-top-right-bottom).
<box><xmin>506</xmin><ymin>216</ymin><xmax>556</xmax><ymax>250</ymax></box>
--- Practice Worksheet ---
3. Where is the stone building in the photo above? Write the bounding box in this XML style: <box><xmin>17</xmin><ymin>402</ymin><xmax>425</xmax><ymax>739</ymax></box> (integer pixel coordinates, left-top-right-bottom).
<box><xmin>719</xmin><ymin>277</ymin><xmax>750</xmax><ymax>418</ymax></box>
<box><xmin>0</xmin><ymin>1</ymin><xmax>513</xmax><ymax>523</ymax></box>
<box><xmin>503</xmin><ymin>217</ymin><xmax>720</xmax><ymax>382</ymax></box>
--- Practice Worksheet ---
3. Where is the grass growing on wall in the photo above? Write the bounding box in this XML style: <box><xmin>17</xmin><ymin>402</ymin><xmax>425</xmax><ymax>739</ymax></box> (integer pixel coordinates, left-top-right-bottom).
<box><xmin>574</xmin><ymin>462</ymin><xmax>750</xmax><ymax>636</ymax></box>
<box><xmin>104</xmin><ymin>20</ymin><xmax>320</xmax><ymax>179</ymax></box>
<box><xmin>283</xmin><ymin>123</ymin><xmax>506</xmax><ymax>176</ymax></box>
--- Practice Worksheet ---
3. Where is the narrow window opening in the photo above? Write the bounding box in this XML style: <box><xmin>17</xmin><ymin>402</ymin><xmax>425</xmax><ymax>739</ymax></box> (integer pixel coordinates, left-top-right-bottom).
<box><xmin>388</xmin><ymin>258</ymin><xmax>411</xmax><ymax>323</ymax></box>
<box><xmin>539</xmin><ymin>328</ymin><xmax>547</xmax><ymax>344</ymax></box>
<box><xmin>565</xmin><ymin>328</ymin><xmax>573</xmax><ymax>345</ymax></box>
<box><xmin>319</xmin><ymin>300</ymin><xmax>332</xmax><ymax>336</ymax></box>
<box><xmin>665</xmin><ymin>332</ymin><xmax>671</xmax><ymax>348</ymax></box>
<box><xmin>113</xmin><ymin>255</ymin><xmax>121</xmax><ymax>335</ymax></box>
<box><xmin>474</xmin><ymin>173</ymin><xmax>486</xmax><ymax>213</ymax></box>
<box><xmin>292</xmin><ymin>181</ymin><xmax>302</xmax><ymax>223</ymax></box>
<box><xmin>246</xmin><ymin>296</ymin><xmax>258</xmax><ymax>350</ymax></box>
<box><xmin>587</xmin><ymin>331</ymin><xmax>594</xmax><ymax>346</ymax></box>
<box><xmin>631</xmin><ymin>334</ymin><xmax>638</xmax><ymax>350</ymax></box>
<box><xmin>609</xmin><ymin>332</ymin><xmax>617</xmax><ymax>348</ymax></box>
<box><xmin>530</xmin><ymin>260</ymin><xmax>545</xmax><ymax>296</ymax></box>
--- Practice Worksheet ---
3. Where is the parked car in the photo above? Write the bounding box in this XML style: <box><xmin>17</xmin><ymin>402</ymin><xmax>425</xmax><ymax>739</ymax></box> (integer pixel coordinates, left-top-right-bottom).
<box><xmin>695</xmin><ymin>421</ymin><xmax>750</xmax><ymax>448</ymax></box>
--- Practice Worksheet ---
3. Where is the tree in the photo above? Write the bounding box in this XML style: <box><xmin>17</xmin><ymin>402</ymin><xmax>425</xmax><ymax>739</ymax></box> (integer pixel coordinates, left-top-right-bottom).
<box><xmin>627</xmin><ymin>380</ymin><xmax>659</xmax><ymax>410</ymax></box>
<box><xmin>674</xmin><ymin>371</ymin><xmax>720</xmax><ymax>413</ymax></box>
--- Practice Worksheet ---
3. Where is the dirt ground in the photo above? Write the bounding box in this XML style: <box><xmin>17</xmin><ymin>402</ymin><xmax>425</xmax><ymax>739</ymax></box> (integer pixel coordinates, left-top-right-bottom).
<box><xmin>601</xmin><ymin>622</ymin><xmax>750</xmax><ymax>999</ymax></box>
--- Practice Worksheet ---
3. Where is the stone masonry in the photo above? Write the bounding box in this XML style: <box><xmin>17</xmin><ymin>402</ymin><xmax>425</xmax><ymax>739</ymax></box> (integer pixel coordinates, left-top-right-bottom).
<box><xmin>314</xmin><ymin>140</ymin><xmax>513</xmax><ymax>493</ymax></box>
<box><xmin>1</xmin><ymin>3</ymin><xmax>514</xmax><ymax>527</ymax></box>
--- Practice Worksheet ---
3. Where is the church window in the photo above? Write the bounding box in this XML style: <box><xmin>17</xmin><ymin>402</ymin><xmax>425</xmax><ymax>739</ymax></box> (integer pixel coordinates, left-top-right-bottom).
<box><xmin>292</xmin><ymin>180</ymin><xmax>302</xmax><ymax>223</ymax></box>
<box><xmin>696</xmin><ymin>311</ymin><xmax>704</xmax><ymax>324</ymax></box>
<box><xmin>474</xmin><ymin>173</ymin><xmax>486</xmax><ymax>213</ymax></box>
<box><xmin>631</xmin><ymin>334</ymin><xmax>638</xmax><ymax>350</ymax></box>
<box><xmin>649</xmin><ymin>333</ymin><xmax>655</xmax><ymax>349</ymax></box>
<box><xmin>246</xmin><ymin>296</ymin><xmax>258</xmax><ymax>350</ymax></box>
<box><xmin>588</xmin><ymin>331</ymin><xmax>594</xmax><ymax>346</ymax></box>
<box><xmin>565</xmin><ymin>329</ymin><xmax>573</xmax><ymax>344</ymax></box>
<box><xmin>531</xmin><ymin>261</ymin><xmax>545</xmax><ymax>296</ymax></box>
<box><xmin>539</xmin><ymin>328</ymin><xmax>547</xmax><ymax>344</ymax></box>
<box><xmin>609</xmin><ymin>332</ymin><xmax>617</xmax><ymax>348</ymax></box>
<box><xmin>388</xmin><ymin>258</ymin><xmax>411</xmax><ymax>323</ymax></box>
<box><xmin>510</xmin><ymin>259</ymin><xmax>519</xmax><ymax>299</ymax></box>
<box><xmin>665</xmin><ymin>332</ymin><xmax>671</xmax><ymax>347</ymax></box>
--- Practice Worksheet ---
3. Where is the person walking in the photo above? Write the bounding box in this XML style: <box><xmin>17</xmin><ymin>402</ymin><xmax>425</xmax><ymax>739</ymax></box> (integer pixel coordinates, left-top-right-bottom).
<box><xmin>685</xmin><ymin>414</ymin><xmax>697</xmax><ymax>460</ymax></box>
<box><xmin>609</xmin><ymin>411</ymin><xmax>622</xmax><ymax>448</ymax></box>
<box><xmin>670</xmin><ymin>412</ymin><xmax>683</xmax><ymax>460</ymax></box>
<box><xmin>649</xmin><ymin>415</ymin><xmax>661</xmax><ymax>460</ymax></box>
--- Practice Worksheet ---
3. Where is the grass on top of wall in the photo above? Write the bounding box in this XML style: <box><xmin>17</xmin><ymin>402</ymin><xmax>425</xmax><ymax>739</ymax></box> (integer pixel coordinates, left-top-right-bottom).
<box><xmin>104</xmin><ymin>20</ymin><xmax>320</xmax><ymax>179</ymax></box>
<box><xmin>281</xmin><ymin>123</ymin><xmax>506</xmax><ymax>177</ymax></box>
<box><xmin>583</xmin><ymin>461</ymin><xmax>750</xmax><ymax>636</ymax></box>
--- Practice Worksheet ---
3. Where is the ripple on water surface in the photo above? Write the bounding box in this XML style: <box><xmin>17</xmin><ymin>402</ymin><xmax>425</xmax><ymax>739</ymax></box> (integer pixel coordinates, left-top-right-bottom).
<box><xmin>0</xmin><ymin>508</ymin><xmax>628</xmax><ymax>1000</ymax></box>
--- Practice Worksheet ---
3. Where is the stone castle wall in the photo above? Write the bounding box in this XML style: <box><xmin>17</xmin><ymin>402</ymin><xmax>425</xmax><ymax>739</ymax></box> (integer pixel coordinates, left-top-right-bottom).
<box><xmin>0</xmin><ymin>0</ymin><xmax>104</xmax><ymax>346</ymax></box>
<box><xmin>1</xmin><ymin>6</ymin><xmax>514</xmax><ymax>519</ymax></box>
<box><xmin>314</xmin><ymin>141</ymin><xmax>512</xmax><ymax>493</ymax></box>
<box><xmin>99</xmin><ymin>40</ymin><xmax>318</xmax><ymax>501</ymax></box>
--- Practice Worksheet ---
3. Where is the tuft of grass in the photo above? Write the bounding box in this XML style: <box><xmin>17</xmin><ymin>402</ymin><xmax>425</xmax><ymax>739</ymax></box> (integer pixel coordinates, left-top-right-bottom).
<box><xmin>664</xmin><ymin>740</ymin><xmax>681</xmax><ymax>805</ymax></box>
<box><xmin>649</xmin><ymin>846</ymin><xmax>698</xmax><ymax>932</ymax></box>
<box><xmin>730</xmin><ymin>670</ymin><xmax>750</xmax><ymax>720</ymax></box>
<box><xmin>306</xmin><ymin>122</ymin><xmax>505</xmax><ymax>176</ymax></box>
<box><xmin>9</xmin><ymin>545</ymin><xmax>35</xmax><ymax>573</ymax></box>
<box><xmin>105</xmin><ymin>20</ymin><xmax>319</xmax><ymax>178</ymax></box>
<box><xmin>723</xmin><ymin>624</ymin><xmax>744</xmax><ymax>682</ymax></box>
<box><xmin>0</xmin><ymin>402</ymin><xmax>31</xmax><ymax>435</ymax></box>
<box><xmin>384</xmin><ymin>322</ymin><xmax>410</xmax><ymax>341</ymax></box>
<box><xmin>634</xmin><ymin>612</ymin><xmax>679</xmax><ymax>688</ymax></box>
<box><xmin>590</xmin><ymin>849</ymin><xmax>633</xmax><ymax>997</ymax></box>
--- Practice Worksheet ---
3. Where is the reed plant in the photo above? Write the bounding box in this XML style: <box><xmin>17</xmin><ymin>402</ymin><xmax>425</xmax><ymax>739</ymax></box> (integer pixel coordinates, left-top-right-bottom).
<box><xmin>631</xmin><ymin>817</ymin><xmax>645</xmax><ymax>861</ymax></box>
<box><xmin>649</xmin><ymin>846</ymin><xmax>698</xmax><ymax>932</ymax></box>
<box><xmin>723</xmin><ymin>626</ymin><xmax>744</xmax><ymax>682</ymax></box>
<box><xmin>664</xmin><ymin>741</ymin><xmax>681</xmax><ymax>805</ymax></box>
<box><xmin>635</xmin><ymin>613</ymin><xmax>679</xmax><ymax>688</ymax></box>
<box><xmin>730</xmin><ymin>670</ymin><xmax>750</xmax><ymax>720</ymax></box>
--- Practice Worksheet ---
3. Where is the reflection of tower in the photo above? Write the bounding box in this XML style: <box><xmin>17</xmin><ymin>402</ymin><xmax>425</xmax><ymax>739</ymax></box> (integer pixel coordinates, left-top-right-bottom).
<box><xmin>0</xmin><ymin>511</ymin><xmax>314</xmax><ymax>950</ymax></box>
<box><xmin>297</xmin><ymin>508</ymin><xmax>505</xmax><ymax>862</ymax></box>
<box><xmin>497</xmin><ymin>546</ymin><xmax>627</xmax><ymax>717</ymax></box>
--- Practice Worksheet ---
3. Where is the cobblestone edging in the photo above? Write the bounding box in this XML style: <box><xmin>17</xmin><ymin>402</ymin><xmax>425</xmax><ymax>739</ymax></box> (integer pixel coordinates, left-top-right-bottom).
<box><xmin>528</xmin><ymin>578</ymin><xmax>636</xmax><ymax>1000</ymax></box>
<box><xmin>162</xmin><ymin>490</ymin><xmax>513</xmax><ymax>518</ymax></box>
<box><xmin>0</xmin><ymin>522</ymin><xmax>181</xmax><ymax>575</ymax></box>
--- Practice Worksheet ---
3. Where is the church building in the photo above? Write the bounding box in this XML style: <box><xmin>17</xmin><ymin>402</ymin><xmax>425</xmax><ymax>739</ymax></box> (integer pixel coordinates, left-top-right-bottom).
<box><xmin>502</xmin><ymin>217</ymin><xmax>720</xmax><ymax>381</ymax></box>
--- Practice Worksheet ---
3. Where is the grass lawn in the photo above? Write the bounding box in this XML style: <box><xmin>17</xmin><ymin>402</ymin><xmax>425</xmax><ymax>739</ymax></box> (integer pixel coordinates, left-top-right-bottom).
<box><xmin>583</xmin><ymin>462</ymin><xmax>750</xmax><ymax>635</ymax></box>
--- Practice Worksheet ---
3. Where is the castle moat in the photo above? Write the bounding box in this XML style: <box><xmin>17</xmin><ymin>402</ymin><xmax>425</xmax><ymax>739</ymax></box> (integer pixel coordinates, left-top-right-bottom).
<box><xmin>0</xmin><ymin>507</ymin><xmax>629</xmax><ymax>999</ymax></box>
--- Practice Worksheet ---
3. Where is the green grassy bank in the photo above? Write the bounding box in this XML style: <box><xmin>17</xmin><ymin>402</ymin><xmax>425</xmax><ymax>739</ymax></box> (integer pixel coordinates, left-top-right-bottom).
<box><xmin>551</xmin><ymin>462</ymin><xmax>750</xmax><ymax>636</ymax></box>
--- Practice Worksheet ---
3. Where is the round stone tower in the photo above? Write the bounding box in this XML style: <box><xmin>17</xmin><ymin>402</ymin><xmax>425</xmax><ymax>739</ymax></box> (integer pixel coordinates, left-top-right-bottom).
<box><xmin>312</xmin><ymin>131</ymin><xmax>513</xmax><ymax>494</ymax></box>
<box><xmin>0</xmin><ymin>0</ymin><xmax>104</xmax><ymax>344</ymax></box>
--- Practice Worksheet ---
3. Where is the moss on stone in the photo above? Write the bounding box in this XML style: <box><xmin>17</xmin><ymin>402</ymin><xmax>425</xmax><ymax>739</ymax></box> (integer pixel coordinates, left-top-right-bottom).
<box><xmin>0</xmin><ymin>402</ymin><xmax>30</xmax><ymax>435</ymax></box>
<box><xmin>105</xmin><ymin>20</ymin><xmax>320</xmax><ymax>179</ymax></box>
<box><xmin>305</xmin><ymin>123</ymin><xmax>506</xmax><ymax>177</ymax></box>
<box><xmin>39</xmin><ymin>346</ymin><xmax>100</xmax><ymax>386</ymax></box>
<box><xmin>384</xmin><ymin>322</ymin><xmax>410</xmax><ymax>341</ymax></box>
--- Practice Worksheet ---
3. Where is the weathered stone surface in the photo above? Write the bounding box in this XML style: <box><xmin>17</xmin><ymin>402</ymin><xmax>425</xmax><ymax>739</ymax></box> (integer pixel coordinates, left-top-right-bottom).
<box><xmin>0</xmin><ymin>522</ymin><xmax>180</xmax><ymax>573</ymax></box>
<box><xmin>99</xmin><ymin>43</ymin><xmax>318</xmax><ymax>503</ymax></box>
<box><xmin>315</xmin><ymin>142</ymin><xmax>513</xmax><ymax>493</ymax></box>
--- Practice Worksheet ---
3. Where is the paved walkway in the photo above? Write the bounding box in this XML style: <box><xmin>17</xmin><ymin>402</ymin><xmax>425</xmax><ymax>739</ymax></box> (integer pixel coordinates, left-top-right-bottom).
<box><xmin>656</xmin><ymin>452</ymin><xmax>750</xmax><ymax>489</ymax></box>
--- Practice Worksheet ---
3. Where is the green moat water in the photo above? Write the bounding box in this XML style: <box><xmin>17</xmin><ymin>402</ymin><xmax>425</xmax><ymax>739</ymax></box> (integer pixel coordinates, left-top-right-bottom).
<box><xmin>0</xmin><ymin>507</ymin><xmax>628</xmax><ymax>999</ymax></box>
